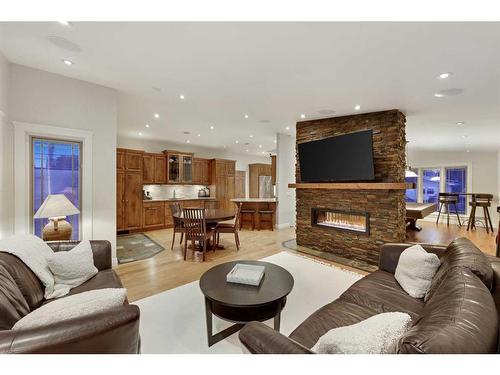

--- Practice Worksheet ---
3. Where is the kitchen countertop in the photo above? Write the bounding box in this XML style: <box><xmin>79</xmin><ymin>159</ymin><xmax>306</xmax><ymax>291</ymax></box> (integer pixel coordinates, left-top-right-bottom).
<box><xmin>144</xmin><ymin>197</ymin><xmax>217</xmax><ymax>202</ymax></box>
<box><xmin>231</xmin><ymin>198</ymin><xmax>277</xmax><ymax>203</ymax></box>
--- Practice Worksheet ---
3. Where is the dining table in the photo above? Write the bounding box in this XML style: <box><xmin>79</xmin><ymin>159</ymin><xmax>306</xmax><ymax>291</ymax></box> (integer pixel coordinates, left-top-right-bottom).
<box><xmin>173</xmin><ymin>208</ymin><xmax>236</xmax><ymax>250</ymax></box>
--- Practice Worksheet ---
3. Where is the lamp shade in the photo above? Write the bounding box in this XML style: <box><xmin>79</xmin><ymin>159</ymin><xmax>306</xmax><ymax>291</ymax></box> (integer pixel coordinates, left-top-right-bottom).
<box><xmin>405</xmin><ymin>169</ymin><xmax>418</xmax><ymax>178</ymax></box>
<box><xmin>34</xmin><ymin>194</ymin><xmax>80</xmax><ymax>219</ymax></box>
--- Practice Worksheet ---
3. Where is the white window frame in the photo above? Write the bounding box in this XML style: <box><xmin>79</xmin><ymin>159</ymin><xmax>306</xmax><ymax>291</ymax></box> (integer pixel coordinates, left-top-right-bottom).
<box><xmin>409</xmin><ymin>162</ymin><xmax>472</xmax><ymax>224</ymax></box>
<box><xmin>13</xmin><ymin>121</ymin><xmax>94</xmax><ymax>240</ymax></box>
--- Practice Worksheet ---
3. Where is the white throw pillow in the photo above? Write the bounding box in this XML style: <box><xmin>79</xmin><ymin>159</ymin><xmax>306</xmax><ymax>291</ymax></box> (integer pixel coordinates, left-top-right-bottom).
<box><xmin>46</xmin><ymin>240</ymin><xmax>98</xmax><ymax>298</ymax></box>
<box><xmin>312</xmin><ymin>312</ymin><xmax>412</xmax><ymax>354</ymax></box>
<box><xmin>13</xmin><ymin>288</ymin><xmax>127</xmax><ymax>330</ymax></box>
<box><xmin>395</xmin><ymin>244</ymin><xmax>441</xmax><ymax>298</ymax></box>
<box><xmin>0</xmin><ymin>234</ymin><xmax>56</xmax><ymax>299</ymax></box>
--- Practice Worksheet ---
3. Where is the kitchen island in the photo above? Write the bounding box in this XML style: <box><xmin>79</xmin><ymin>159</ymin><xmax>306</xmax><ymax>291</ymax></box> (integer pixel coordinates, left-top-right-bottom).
<box><xmin>230</xmin><ymin>198</ymin><xmax>277</xmax><ymax>230</ymax></box>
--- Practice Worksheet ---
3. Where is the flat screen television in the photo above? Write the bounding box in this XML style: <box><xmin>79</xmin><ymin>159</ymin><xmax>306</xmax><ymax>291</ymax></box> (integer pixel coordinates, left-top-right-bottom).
<box><xmin>298</xmin><ymin>130</ymin><xmax>375</xmax><ymax>182</ymax></box>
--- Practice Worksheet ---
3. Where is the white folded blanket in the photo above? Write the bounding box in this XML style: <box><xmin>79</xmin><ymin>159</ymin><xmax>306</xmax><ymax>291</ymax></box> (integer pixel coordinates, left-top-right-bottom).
<box><xmin>0</xmin><ymin>234</ymin><xmax>97</xmax><ymax>299</ymax></box>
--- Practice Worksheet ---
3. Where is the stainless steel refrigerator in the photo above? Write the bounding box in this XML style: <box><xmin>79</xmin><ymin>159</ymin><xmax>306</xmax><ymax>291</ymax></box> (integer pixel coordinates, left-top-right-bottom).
<box><xmin>259</xmin><ymin>175</ymin><xmax>273</xmax><ymax>198</ymax></box>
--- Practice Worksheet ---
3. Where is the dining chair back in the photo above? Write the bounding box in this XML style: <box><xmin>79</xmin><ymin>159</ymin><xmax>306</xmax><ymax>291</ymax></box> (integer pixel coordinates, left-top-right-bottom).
<box><xmin>183</xmin><ymin>208</ymin><xmax>214</xmax><ymax>261</ymax></box>
<box><xmin>169</xmin><ymin>202</ymin><xmax>184</xmax><ymax>250</ymax></box>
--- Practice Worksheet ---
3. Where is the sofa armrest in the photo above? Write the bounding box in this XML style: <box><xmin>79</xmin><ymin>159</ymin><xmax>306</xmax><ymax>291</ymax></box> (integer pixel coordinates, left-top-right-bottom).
<box><xmin>239</xmin><ymin>321</ymin><xmax>314</xmax><ymax>354</ymax></box>
<box><xmin>47</xmin><ymin>240</ymin><xmax>112</xmax><ymax>271</ymax></box>
<box><xmin>379</xmin><ymin>243</ymin><xmax>447</xmax><ymax>274</ymax></box>
<box><xmin>0</xmin><ymin>304</ymin><xmax>140</xmax><ymax>354</ymax></box>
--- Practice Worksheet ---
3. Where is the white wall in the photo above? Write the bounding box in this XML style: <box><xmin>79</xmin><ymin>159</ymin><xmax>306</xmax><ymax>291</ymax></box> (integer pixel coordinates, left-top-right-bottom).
<box><xmin>408</xmin><ymin>148</ymin><xmax>499</xmax><ymax>226</ymax></box>
<box><xmin>276</xmin><ymin>133</ymin><xmax>296</xmax><ymax>228</ymax></box>
<box><xmin>9</xmin><ymin>64</ymin><xmax>118</xmax><ymax>259</ymax></box>
<box><xmin>117</xmin><ymin>135</ymin><xmax>269</xmax><ymax>198</ymax></box>
<box><xmin>0</xmin><ymin>52</ymin><xmax>14</xmax><ymax>238</ymax></box>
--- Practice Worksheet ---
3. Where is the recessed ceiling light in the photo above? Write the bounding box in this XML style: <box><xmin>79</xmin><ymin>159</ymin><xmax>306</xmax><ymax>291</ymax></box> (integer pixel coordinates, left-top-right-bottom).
<box><xmin>354</xmin><ymin>105</ymin><xmax>361</xmax><ymax>111</ymax></box>
<box><xmin>249</xmin><ymin>135</ymin><xmax>254</xmax><ymax>138</ymax></box>
<box><xmin>138</xmin><ymin>132</ymin><xmax>143</xmax><ymax>136</ymax></box>
<box><xmin>58</xmin><ymin>21</ymin><xmax>71</xmax><ymax>27</ymax></box>
<box><xmin>273</xmin><ymin>139</ymin><xmax>277</xmax><ymax>144</ymax></box>
<box><xmin>246</xmin><ymin>149</ymin><xmax>249</xmax><ymax>152</ymax></box>
<box><xmin>197</xmin><ymin>133</ymin><xmax>201</xmax><ymax>137</ymax></box>
<box><xmin>145</xmin><ymin>124</ymin><xmax>150</xmax><ymax>128</ymax></box>
<box><xmin>300</xmin><ymin>114</ymin><xmax>306</xmax><ymax>119</ymax></box>
<box><xmin>434</xmin><ymin>93</ymin><xmax>445</xmax><ymax>98</ymax></box>
<box><xmin>244</xmin><ymin>114</ymin><xmax>249</xmax><ymax>119</ymax></box>
<box><xmin>186</xmin><ymin>140</ymin><xmax>190</xmax><ymax>143</ymax></box>
<box><xmin>285</xmin><ymin>126</ymin><xmax>290</xmax><ymax>131</ymax></box>
<box><xmin>456</xmin><ymin>121</ymin><xmax>465</xmax><ymax>126</ymax></box>
<box><xmin>235</xmin><ymin>140</ymin><xmax>239</xmax><ymax>144</ymax></box>
<box><xmin>61</xmin><ymin>59</ymin><xmax>74</xmax><ymax>66</ymax></box>
<box><xmin>261</xmin><ymin>151</ymin><xmax>265</xmax><ymax>154</ymax></box>
<box><xmin>179</xmin><ymin>94</ymin><xmax>185</xmax><ymax>100</ymax></box>
<box><xmin>210</xmin><ymin>125</ymin><xmax>214</xmax><ymax>130</ymax></box>
<box><xmin>466</xmin><ymin>149</ymin><xmax>470</xmax><ymax>153</ymax></box>
<box><xmin>437</xmin><ymin>72</ymin><xmax>453</xmax><ymax>79</ymax></box>
<box><xmin>154</xmin><ymin>113</ymin><xmax>160</xmax><ymax>118</ymax></box>
<box><xmin>259</xmin><ymin>145</ymin><xmax>262</xmax><ymax>148</ymax></box>
<box><xmin>461</xmin><ymin>135</ymin><xmax>468</xmax><ymax>139</ymax></box>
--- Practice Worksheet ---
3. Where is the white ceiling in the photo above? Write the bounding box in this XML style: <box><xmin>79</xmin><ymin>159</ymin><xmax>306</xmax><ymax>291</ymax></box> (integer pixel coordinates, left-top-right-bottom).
<box><xmin>1</xmin><ymin>22</ymin><xmax>499</xmax><ymax>154</ymax></box>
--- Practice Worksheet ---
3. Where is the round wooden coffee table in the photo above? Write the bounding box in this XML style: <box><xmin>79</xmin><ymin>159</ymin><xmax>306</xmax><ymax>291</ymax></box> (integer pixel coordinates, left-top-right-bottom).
<box><xmin>199</xmin><ymin>260</ymin><xmax>294</xmax><ymax>347</ymax></box>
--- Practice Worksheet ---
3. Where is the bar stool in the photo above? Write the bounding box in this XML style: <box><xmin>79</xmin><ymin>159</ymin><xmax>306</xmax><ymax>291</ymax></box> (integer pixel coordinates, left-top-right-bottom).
<box><xmin>258</xmin><ymin>210</ymin><xmax>274</xmax><ymax>231</ymax></box>
<box><xmin>467</xmin><ymin>194</ymin><xmax>494</xmax><ymax>233</ymax></box>
<box><xmin>240</xmin><ymin>209</ymin><xmax>256</xmax><ymax>230</ymax></box>
<box><xmin>436</xmin><ymin>192</ymin><xmax>461</xmax><ymax>226</ymax></box>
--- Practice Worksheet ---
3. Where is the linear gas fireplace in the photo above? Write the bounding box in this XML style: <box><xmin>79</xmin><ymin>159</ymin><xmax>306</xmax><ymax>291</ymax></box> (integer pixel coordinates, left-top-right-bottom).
<box><xmin>311</xmin><ymin>208</ymin><xmax>370</xmax><ymax>235</ymax></box>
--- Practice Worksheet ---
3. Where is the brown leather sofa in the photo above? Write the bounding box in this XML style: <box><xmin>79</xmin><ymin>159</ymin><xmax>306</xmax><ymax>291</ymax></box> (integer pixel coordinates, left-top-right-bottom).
<box><xmin>239</xmin><ymin>237</ymin><xmax>500</xmax><ymax>354</ymax></box>
<box><xmin>0</xmin><ymin>240</ymin><xmax>140</xmax><ymax>354</ymax></box>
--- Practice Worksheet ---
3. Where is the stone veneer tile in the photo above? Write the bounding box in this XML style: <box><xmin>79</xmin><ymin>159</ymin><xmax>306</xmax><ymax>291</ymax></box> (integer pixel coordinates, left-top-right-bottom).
<box><xmin>295</xmin><ymin>110</ymin><xmax>406</xmax><ymax>266</ymax></box>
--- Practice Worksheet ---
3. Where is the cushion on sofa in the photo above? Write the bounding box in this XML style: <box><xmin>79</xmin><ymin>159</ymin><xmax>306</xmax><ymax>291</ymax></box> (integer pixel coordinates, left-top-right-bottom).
<box><xmin>425</xmin><ymin>237</ymin><xmax>493</xmax><ymax>302</ymax></box>
<box><xmin>47</xmin><ymin>240</ymin><xmax>98</xmax><ymax>297</ymax></box>
<box><xmin>394</xmin><ymin>244</ymin><xmax>440</xmax><ymax>298</ymax></box>
<box><xmin>289</xmin><ymin>270</ymin><xmax>425</xmax><ymax>349</ymax></box>
<box><xmin>396</xmin><ymin>267</ymin><xmax>498</xmax><ymax>354</ymax></box>
<box><xmin>312</xmin><ymin>312</ymin><xmax>412</xmax><ymax>354</ymax></box>
<box><xmin>0</xmin><ymin>264</ymin><xmax>30</xmax><ymax>330</ymax></box>
<box><xmin>13</xmin><ymin>288</ymin><xmax>127</xmax><ymax>330</ymax></box>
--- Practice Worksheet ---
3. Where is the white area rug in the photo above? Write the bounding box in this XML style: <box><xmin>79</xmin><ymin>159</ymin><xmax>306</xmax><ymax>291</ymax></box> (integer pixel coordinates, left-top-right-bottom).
<box><xmin>135</xmin><ymin>251</ymin><xmax>363</xmax><ymax>353</ymax></box>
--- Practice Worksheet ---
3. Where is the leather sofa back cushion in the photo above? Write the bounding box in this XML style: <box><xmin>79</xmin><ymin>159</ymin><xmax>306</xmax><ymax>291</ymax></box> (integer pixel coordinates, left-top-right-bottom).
<box><xmin>396</xmin><ymin>267</ymin><xmax>498</xmax><ymax>353</ymax></box>
<box><xmin>0</xmin><ymin>264</ymin><xmax>30</xmax><ymax>330</ymax></box>
<box><xmin>425</xmin><ymin>237</ymin><xmax>493</xmax><ymax>302</ymax></box>
<box><xmin>0</xmin><ymin>253</ymin><xmax>44</xmax><ymax>309</ymax></box>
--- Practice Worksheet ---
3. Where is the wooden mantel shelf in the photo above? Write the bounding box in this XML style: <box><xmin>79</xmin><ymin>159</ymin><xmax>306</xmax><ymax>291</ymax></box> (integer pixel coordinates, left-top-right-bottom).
<box><xmin>288</xmin><ymin>182</ymin><xmax>412</xmax><ymax>190</ymax></box>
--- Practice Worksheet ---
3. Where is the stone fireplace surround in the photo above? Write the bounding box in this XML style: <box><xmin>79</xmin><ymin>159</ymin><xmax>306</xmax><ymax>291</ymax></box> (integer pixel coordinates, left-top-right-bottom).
<box><xmin>294</xmin><ymin>110</ymin><xmax>406</xmax><ymax>267</ymax></box>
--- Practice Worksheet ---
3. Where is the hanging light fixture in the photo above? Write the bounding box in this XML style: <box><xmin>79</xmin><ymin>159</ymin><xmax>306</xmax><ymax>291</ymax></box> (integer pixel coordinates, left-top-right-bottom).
<box><xmin>405</xmin><ymin>141</ymin><xmax>418</xmax><ymax>178</ymax></box>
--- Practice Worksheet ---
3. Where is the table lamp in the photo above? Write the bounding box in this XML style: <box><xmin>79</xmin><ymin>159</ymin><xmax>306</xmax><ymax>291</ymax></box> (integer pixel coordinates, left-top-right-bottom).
<box><xmin>34</xmin><ymin>194</ymin><xmax>80</xmax><ymax>241</ymax></box>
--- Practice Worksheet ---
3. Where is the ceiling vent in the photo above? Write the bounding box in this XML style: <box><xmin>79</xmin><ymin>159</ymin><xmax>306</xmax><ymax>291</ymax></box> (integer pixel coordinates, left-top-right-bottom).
<box><xmin>47</xmin><ymin>35</ymin><xmax>82</xmax><ymax>52</ymax></box>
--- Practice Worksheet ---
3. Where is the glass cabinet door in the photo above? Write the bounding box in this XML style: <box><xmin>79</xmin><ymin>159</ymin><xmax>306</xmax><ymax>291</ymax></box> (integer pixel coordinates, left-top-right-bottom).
<box><xmin>168</xmin><ymin>154</ymin><xmax>180</xmax><ymax>183</ymax></box>
<box><xmin>182</xmin><ymin>155</ymin><xmax>193</xmax><ymax>182</ymax></box>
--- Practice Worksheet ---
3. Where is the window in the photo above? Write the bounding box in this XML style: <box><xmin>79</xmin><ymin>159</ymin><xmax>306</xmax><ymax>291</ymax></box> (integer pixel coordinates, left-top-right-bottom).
<box><xmin>32</xmin><ymin>138</ymin><xmax>82</xmax><ymax>240</ymax></box>
<box><xmin>422</xmin><ymin>168</ymin><xmax>440</xmax><ymax>205</ymax></box>
<box><xmin>445</xmin><ymin>167</ymin><xmax>467</xmax><ymax>214</ymax></box>
<box><xmin>405</xmin><ymin>168</ymin><xmax>418</xmax><ymax>202</ymax></box>
<box><xmin>404</xmin><ymin>165</ymin><xmax>469</xmax><ymax>215</ymax></box>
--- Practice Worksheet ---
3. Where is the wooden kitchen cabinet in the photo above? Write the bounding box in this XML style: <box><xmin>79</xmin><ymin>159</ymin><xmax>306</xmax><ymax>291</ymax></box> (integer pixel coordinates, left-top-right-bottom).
<box><xmin>143</xmin><ymin>201</ymin><xmax>165</xmax><ymax>228</ymax></box>
<box><xmin>117</xmin><ymin>148</ymin><xmax>144</xmax><ymax>232</ymax></box>
<box><xmin>165</xmin><ymin>150</ymin><xmax>194</xmax><ymax>184</ymax></box>
<box><xmin>193</xmin><ymin>157</ymin><xmax>212</xmax><ymax>185</ymax></box>
<box><xmin>271</xmin><ymin>155</ymin><xmax>277</xmax><ymax>185</ymax></box>
<box><xmin>212</xmin><ymin>159</ymin><xmax>236</xmax><ymax>211</ymax></box>
<box><xmin>143</xmin><ymin>153</ymin><xmax>167</xmax><ymax>184</ymax></box>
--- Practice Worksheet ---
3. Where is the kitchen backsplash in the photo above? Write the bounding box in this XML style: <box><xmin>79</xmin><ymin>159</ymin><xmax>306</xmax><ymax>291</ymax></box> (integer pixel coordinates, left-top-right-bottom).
<box><xmin>143</xmin><ymin>184</ymin><xmax>215</xmax><ymax>200</ymax></box>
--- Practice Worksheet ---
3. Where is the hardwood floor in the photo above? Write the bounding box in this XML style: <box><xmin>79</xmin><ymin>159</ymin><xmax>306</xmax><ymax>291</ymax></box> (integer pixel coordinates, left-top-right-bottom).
<box><xmin>406</xmin><ymin>220</ymin><xmax>497</xmax><ymax>256</ymax></box>
<box><xmin>116</xmin><ymin>223</ymin><xmax>497</xmax><ymax>302</ymax></box>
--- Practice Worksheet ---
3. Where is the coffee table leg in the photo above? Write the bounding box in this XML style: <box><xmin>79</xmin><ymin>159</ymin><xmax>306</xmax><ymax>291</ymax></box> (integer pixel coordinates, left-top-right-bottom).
<box><xmin>204</xmin><ymin>297</ymin><xmax>213</xmax><ymax>346</ymax></box>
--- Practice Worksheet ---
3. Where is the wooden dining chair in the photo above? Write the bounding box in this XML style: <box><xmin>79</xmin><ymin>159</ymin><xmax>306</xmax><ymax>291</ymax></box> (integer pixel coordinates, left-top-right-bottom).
<box><xmin>215</xmin><ymin>203</ymin><xmax>243</xmax><ymax>251</ymax></box>
<box><xmin>183</xmin><ymin>208</ymin><xmax>216</xmax><ymax>262</ymax></box>
<box><xmin>169</xmin><ymin>202</ymin><xmax>184</xmax><ymax>250</ymax></box>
